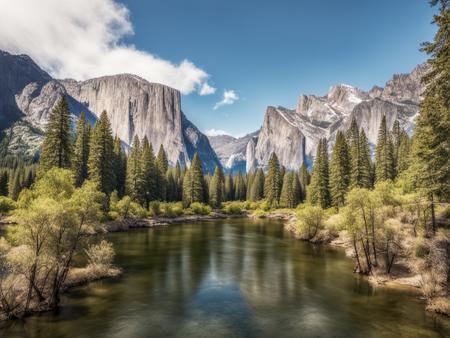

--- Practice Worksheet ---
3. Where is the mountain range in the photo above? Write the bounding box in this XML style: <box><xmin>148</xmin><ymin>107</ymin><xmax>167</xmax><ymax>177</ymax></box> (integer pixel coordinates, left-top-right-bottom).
<box><xmin>0</xmin><ymin>49</ymin><xmax>427</xmax><ymax>173</ymax></box>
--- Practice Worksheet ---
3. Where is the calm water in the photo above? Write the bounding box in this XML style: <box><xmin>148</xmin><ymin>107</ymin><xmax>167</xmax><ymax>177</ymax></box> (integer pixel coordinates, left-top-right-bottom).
<box><xmin>1</xmin><ymin>218</ymin><xmax>449</xmax><ymax>338</ymax></box>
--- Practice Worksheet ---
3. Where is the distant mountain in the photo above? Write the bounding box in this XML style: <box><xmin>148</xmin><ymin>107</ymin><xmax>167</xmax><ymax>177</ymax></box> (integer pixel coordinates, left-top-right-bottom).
<box><xmin>246</xmin><ymin>64</ymin><xmax>428</xmax><ymax>171</ymax></box>
<box><xmin>0</xmin><ymin>50</ymin><xmax>221</xmax><ymax>173</ymax></box>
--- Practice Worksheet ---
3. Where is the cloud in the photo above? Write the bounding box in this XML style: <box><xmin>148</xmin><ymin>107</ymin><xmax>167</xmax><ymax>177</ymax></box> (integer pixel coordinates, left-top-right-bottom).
<box><xmin>204</xmin><ymin>129</ymin><xmax>233</xmax><ymax>137</ymax></box>
<box><xmin>0</xmin><ymin>0</ymin><xmax>214</xmax><ymax>95</ymax></box>
<box><xmin>199</xmin><ymin>83</ymin><xmax>217</xmax><ymax>96</ymax></box>
<box><xmin>214</xmin><ymin>90</ymin><xmax>239</xmax><ymax>110</ymax></box>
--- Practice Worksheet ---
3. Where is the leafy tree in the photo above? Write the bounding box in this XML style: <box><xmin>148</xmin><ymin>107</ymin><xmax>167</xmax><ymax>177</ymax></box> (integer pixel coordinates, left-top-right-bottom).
<box><xmin>40</xmin><ymin>96</ymin><xmax>72</xmax><ymax>172</ymax></box>
<box><xmin>410</xmin><ymin>0</ymin><xmax>450</xmax><ymax>230</ymax></box>
<box><xmin>264</xmin><ymin>152</ymin><xmax>281</xmax><ymax>206</ymax></box>
<box><xmin>375</xmin><ymin>115</ymin><xmax>395</xmax><ymax>182</ymax></box>
<box><xmin>330</xmin><ymin>131</ymin><xmax>350</xmax><ymax>208</ymax></box>
<box><xmin>250</xmin><ymin>168</ymin><xmax>265</xmax><ymax>201</ymax></box>
<box><xmin>182</xmin><ymin>153</ymin><xmax>205</xmax><ymax>207</ymax></box>
<box><xmin>73</xmin><ymin>112</ymin><xmax>90</xmax><ymax>187</ymax></box>
<box><xmin>88</xmin><ymin>111</ymin><xmax>116</xmax><ymax>195</ymax></box>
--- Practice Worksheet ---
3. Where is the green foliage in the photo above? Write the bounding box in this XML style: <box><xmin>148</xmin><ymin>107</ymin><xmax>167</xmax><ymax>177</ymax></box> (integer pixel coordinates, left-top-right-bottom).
<box><xmin>85</xmin><ymin>240</ymin><xmax>115</xmax><ymax>269</ymax></box>
<box><xmin>250</xmin><ymin>168</ymin><xmax>264</xmax><ymax>201</ymax></box>
<box><xmin>330</xmin><ymin>131</ymin><xmax>350</xmax><ymax>208</ymax></box>
<box><xmin>0</xmin><ymin>171</ymin><xmax>8</xmax><ymax>196</ymax></box>
<box><xmin>182</xmin><ymin>153</ymin><xmax>206</xmax><ymax>207</ymax></box>
<box><xmin>279</xmin><ymin>171</ymin><xmax>296</xmax><ymax>208</ymax></box>
<box><xmin>113</xmin><ymin>137</ymin><xmax>127</xmax><ymax>197</ymax></box>
<box><xmin>156</xmin><ymin>145</ymin><xmax>168</xmax><ymax>200</ymax></box>
<box><xmin>209</xmin><ymin>166</ymin><xmax>225</xmax><ymax>208</ymax></box>
<box><xmin>88</xmin><ymin>111</ymin><xmax>116</xmax><ymax>195</ymax></box>
<box><xmin>39</xmin><ymin>96</ymin><xmax>72</xmax><ymax>172</ymax></box>
<box><xmin>309</xmin><ymin>138</ymin><xmax>331</xmax><ymax>208</ymax></box>
<box><xmin>0</xmin><ymin>196</ymin><xmax>15</xmax><ymax>214</ymax></box>
<box><xmin>221</xmin><ymin>201</ymin><xmax>243</xmax><ymax>214</ymax></box>
<box><xmin>234</xmin><ymin>170</ymin><xmax>247</xmax><ymax>201</ymax></box>
<box><xmin>296</xmin><ymin>204</ymin><xmax>325</xmax><ymax>240</ymax></box>
<box><xmin>264</xmin><ymin>152</ymin><xmax>281</xmax><ymax>206</ymax></box>
<box><xmin>298</xmin><ymin>163</ymin><xmax>309</xmax><ymax>201</ymax></box>
<box><xmin>224</xmin><ymin>172</ymin><xmax>234</xmax><ymax>201</ymax></box>
<box><xmin>148</xmin><ymin>201</ymin><xmax>161</xmax><ymax>217</ymax></box>
<box><xmin>126</xmin><ymin>136</ymin><xmax>145</xmax><ymax>204</ymax></box>
<box><xmin>109</xmin><ymin>194</ymin><xmax>146</xmax><ymax>220</ymax></box>
<box><xmin>73</xmin><ymin>112</ymin><xmax>90</xmax><ymax>187</ymax></box>
<box><xmin>375</xmin><ymin>115</ymin><xmax>395</xmax><ymax>182</ymax></box>
<box><xmin>160</xmin><ymin>202</ymin><xmax>184</xmax><ymax>218</ymax></box>
<box><xmin>188</xmin><ymin>202</ymin><xmax>212</xmax><ymax>215</ymax></box>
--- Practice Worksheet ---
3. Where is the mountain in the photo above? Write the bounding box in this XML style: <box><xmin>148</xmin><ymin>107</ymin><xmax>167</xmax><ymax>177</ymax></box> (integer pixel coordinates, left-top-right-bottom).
<box><xmin>244</xmin><ymin>64</ymin><xmax>428</xmax><ymax>171</ymax></box>
<box><xmin>207</xmin><ymin>131</ymin><xmax>259</xmax><ymax>174</ymax></box>
<box><xmin>0</xmin><ymin>50</ymin><xmax>221</xmax><ymax>172</ymax></box>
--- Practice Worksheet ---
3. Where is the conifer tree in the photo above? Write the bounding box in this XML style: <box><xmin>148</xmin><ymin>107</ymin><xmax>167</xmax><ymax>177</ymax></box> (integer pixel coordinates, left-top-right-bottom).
<box><xmin>391</xmin><ymin>120</ymin><xmax>401</xmax><ymax>174</ymax></box>
<box><xmin>358</xmin><ymin>129</ymin><xmax>372</xmax><ymax>189</ymax></box>
<box><xmin>209</xmin><ymin>166</ymin><xmax>224</xmax><ymax>208</ymax></box>
<box><xmin>234</xmin><ymin>171</ymin><xmax>246</xmax><ymax>200</ymax></box>
<box><xmin>299</xmin><ymin>163</ymin><xmax>309</xmax><ymax>201</ymax></box>
<box><xmin>40</xmin><ymin>96</ymin><xmax>72</xmax><ymax>172</ymax></box>
<box><xmin>292</xmin><ymin>171</ymin><xmax>302</xmax><ymax>206</ymax></box>
<box><xmin>397</xmin><ymin>131</ymin><xmax>411</xmax><ymax>174</ymax></box>
<box><xmin>9</xmin><ymin>170</ymin><xmax>21</xmax><ymax>200</ymax></box>
<box><xmin>330</xmin><ymin>131</ymin><xmax>350</xmax><ymax>208</ymax></box>
<box><xmin>113</xmin><ymin>137</ymin><xmax>127</xmax><ymax>197</ymax></box>
<box><xmin>126</xmin><ymin>136</ymin><xmax>145</xmax><ymax>204</ymax></box>
<box><xmin>347</xmin><ymin>118</ymin><xmax>361</xmax><ymax>189</ymax></box>
<box><xmin>140</xmin><ymin>137</ymin><xmax>157</xmax><ymax>205</ymax></box>
<box><xmin>224</xmin><ymin>173</ymin><xmax>234</xmax><ymax>201</ymax></box>
<box><xmin>250</xmin><ymin>168</ymin><xmax>265</xmax><ymax>201</ymax></box>
<box><xmin>73</xmin><ymin>112</ymin><xmax>90</xmax><ymax>186</ymax></box>
<box><xmin>309</xmin><ymin>138</ymin><xmax>331</xmax><ymax>208</ymax></box>
<box><xmin>280</xmin><ymin>172</ymin><xmax>295</xmax><ymax>208</ymax></box>
<box><xmin>411</xmin><ymin>0</ymin><xmax>450</xmax><ymax>228</ymax></box>
<box><xmin>375</xmin><ymin>115</ymin><xmax>395</xmax><ymax>182</ymax></box>
<box><xmin>264</xmin><ymin>152</ymin><xmax>281</xmax><ymax>206</ymax></box>
<box><xmin>166</xmin><ymin>170</ymin><xmax>177</xmax><ymax>201</ymax></box>
<box><xmin>88</xmin><ymin>111</ymin><xmax>116</xmax><ymax>195</ymax></box>
<box><xmin>246</xmin><ymin>172</ymin><xmax>254</xmax><ymax>200</ymax></box>
<box><xmin>156</xmin><ymin>145</ymin><xmax>168</xmax><ymax>200</ymax></box>
<box><xmin>174</xmin><ymin>160</ymin><xmax>183</xmax><ymax>200</ymax></box>
<box><xmin>182</xmin><ymin>153</ymin><xmax>205</xmax><ymax>207</ymax></box>
<box><xmin>0</xmin><ymin>171</ymin><xmax>9</xmax><ymax>196</ymax></box>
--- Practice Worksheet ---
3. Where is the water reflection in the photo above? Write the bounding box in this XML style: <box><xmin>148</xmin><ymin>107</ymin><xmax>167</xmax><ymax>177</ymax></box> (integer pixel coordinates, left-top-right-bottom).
<box><xmin>1</xmin><ymin>219</ymin><xmax>449</xmax><ymax>338</ymax></box>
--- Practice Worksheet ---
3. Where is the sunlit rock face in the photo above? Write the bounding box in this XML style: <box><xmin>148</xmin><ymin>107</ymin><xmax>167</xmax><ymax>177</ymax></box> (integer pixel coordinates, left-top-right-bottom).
<box><xmin>0</xmin><ymin>50</ymin><xmax>221</xmax><ymax>172</ymax></box>
<box><xmin>250</xmin><ymin>63</ymin><xmax>428</xmax><ymax>171</ymax></box>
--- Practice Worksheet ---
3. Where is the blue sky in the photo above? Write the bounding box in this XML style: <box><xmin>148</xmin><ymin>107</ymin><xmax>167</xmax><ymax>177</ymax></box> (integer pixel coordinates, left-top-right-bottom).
<box><xmin>118</xmin><ymin>0</ymin><xmax>436</xmax><ymax>137</ymax></box>
<box><xmin>1</xmin><ymin>0</ymin><xmax>436</xmax><ymax>138</ymax></box>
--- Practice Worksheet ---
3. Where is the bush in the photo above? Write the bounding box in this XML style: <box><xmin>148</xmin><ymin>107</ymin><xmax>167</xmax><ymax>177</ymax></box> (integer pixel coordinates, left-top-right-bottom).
<box><xmin>148</xmin><ymin>201</ymin><xmax>161</xmax><ymax>217</ymax></box>
<box><xmin>189</xmin><ymin>202</ymin><xmax>212</xmax><ymax>215</ymax></box>
<box><xmin>161</xmin><ymin>202</ymin><xmax>184</xmax><ymax>218</ymax></box>
<box><xmin>109</xmin><ymin>195</ymin><xmax>146</xmax><ymax>220</ymax></box>
<box><xmin>296</xmin><ymin>205</ymin><xmax>325</xmax><ymax>240</ymax></box>
<box><xmin>414</xmin><ymin>237</ymin><xmax>428</xmax><ymax>258</ymax></box>
<box><xmin>222</xmin><ymin>201</ymin><xmax>243</xmax><ymax>215</ymax></box>
<box><xmin>86</xmin><ymin>240</ymin><xmax>115</xmax><ymax>269</ymax></box>
<box><xmin>0</xmin><ymin>196</ymin><xmax>15</xmax><ymax>214</ymax></box>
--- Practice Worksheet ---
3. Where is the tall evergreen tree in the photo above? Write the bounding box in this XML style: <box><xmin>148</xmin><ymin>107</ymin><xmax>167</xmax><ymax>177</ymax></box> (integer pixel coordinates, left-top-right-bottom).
<box><xmin>411</xmin><ymin>0</ymin><xmax>450</xmax><ymax>229</ymax></box>
<box><xmin>264</xmin><ymin>152</ymin><xmax>281</xmax><ymax>206</ymax></box>
<box><xmin>156</xmin><ymin>145</ymin><xmax>168</xmax><ymax>200</ymax></box>
<box><xmin>209</xmin><ymin>166</ymin><xmax>225</xmax><ymax>208</ymax></box>
<box><xmin>397</xmin><ymin>131</ymin><xmax>411</xmax><ymax>174</ymax></box>
<box><xmin>309</xmin><ymin>138</ymin><xmax>331</xmax><ymax>208</ymax></box>
<box><xmin>0</xmin><ymin>171</ymin><xmax>8</xmax><ymax>196</ymax></box>
<box><xmin>299</xmin><ymin>163</ymin><xmax>309</xmax><ymax>201</ymax></box>
<box><xmin>113</xmin><ymin>137</ymin><xmax>127</xmax><ymax>197</ymax></box>
<box><xmin>224</xmin><ymin>173</ymin><xmax>234</xmax><ymax>201</ymax></box>
<box><xmin>126</xmin><ymin>136</ymin><xmax>145</xmax><ymax>204</ymax></box>
<box><xmin>375</xmin><ymin>115</ymin><xmax>395</xmax><ymax>182</ymax></box>
<box><xmin>280</xmin><ymin>172</ymin><xmax>295</xmax><ymax>208</ymax></box>
<box><xmin>234</xmin><ymin>171</ymin><xmax>247</xmax><ymax>201</ymax></box>
<box><xmin>174</xmin><ymin>160</ymin><xmax>183</xmax><ymax>200</ymax></box>
<box><xmin>246</xmin><ymin>171</ymin><xmax>254</xmax><ymax>201</ymax></box>
<box><xmin>141</xmin><ymin>137</ymin><xmax>157</xmax><ymax>205</ymax></box>
<box><xmin>73</xmin><ymin>112</ymin><xmax>90</xmax><ymax>186</ymax></box>
<box><xmin>182</xmin><ymin>153</ymin><xmax>205</xmax><ymax>207</ymax></box>
<box><xmin>330</xmin><ymin>131</ymin><xmax>350</xmax><ymax>208</ymax></box>
<box><xmin>292</xmin><ymin>171</ymin><xmax>302</xmax><ymax>206</ymax></box>
<box><xmin>40</xmin><ymin>96</ymin><xmax>72</xmax><ymax>171</ymax></box>
<box><xmin>88</xmin><ymin>111</ymin><xmax>116</xmax><ymax>195</ymax></box>
<box><xmin>359</xmin><ymin>129</ymin><xmax>372</xmax><ymax>189</ymax></box>
<box><xmin>347</xmin><ymin>118</ymin><xmax>361</xmax><ymax>189</ymax></box>
<box><xmin>250</xmin><ymin>168</ymin><xmax>265</xmax><ymax>201</ymax></box>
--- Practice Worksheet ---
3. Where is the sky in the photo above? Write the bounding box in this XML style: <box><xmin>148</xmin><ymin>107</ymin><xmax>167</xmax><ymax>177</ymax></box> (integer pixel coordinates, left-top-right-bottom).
<box><xmin>0</xmin><ymin>0</ymin><xmax>437</xmax><ymax>138</ymax></box>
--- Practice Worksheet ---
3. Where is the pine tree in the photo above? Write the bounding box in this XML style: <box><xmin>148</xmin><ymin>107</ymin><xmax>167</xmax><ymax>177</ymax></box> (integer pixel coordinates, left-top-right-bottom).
<box><xmin>411</xmin><ymin>0</ymin><xmax>450</xmax><ymax>229</ymax></box>
<box><xmin>250</xmin><ymin>168</ymin><xmax>265</xmax><ymax>201</ymax></box>
<box><xmin>88</xmin><ymin>111</ymin><xmax>116</xmax><ymax>195</ymax></box>
<box><xmin>375</xmin><ymin>115</ymin><xmax>395</xmax><ymax>182</ymax></box>
<box><xmin>309</xmin><ymin>138</ymin><xmax>331</xmax><ymax>208</ymax></box>
<box><xmin>140</xmin><ymin>137</ymin><xmax>157</xmax><ymax>205</ymax></box>
<box><xmin>359</xmin><ymin>129</ymin><xmax>372</xmax><ymax>189</ymax></box>
<box><xmin>156</xmin><ymin>145</ymin><xmax>168</xmax><ymax>200</ymax></box>
<box><xmin>264</xmin><ymin>152</ymin><xmax>281</xmax><ymax>206</ymax></box>
<box><xmin>397</xmin><ymin>131</ymin><xmax>411</xmax><ymax>174</ymax></box>
<box><xmin>234</xmin><ymin>171</ymin><xmax>246</xmax><ymax>201</ymax></box>
<box><xmin>209</xmin><ymin>166</ymin><xmax>224</xmax><ymax>208</ymax></box>
<box><xmin>73</xmin><ymin>112</ymin><xmax>90</xmax><ymax>186</ymax></box>
<box><xmin>280</xmin><ymin>171</ymin><xmax>295</xmax><ymax>208</ymax></box>
<box><xmin>9</xmin><ymin>170</ymin><xmax>21</xmax><ymax>200</ymax></box>
<box><xmin>224</xmin><ymin>173</ymin><xmax>234</xmax><ymax>201</ymax></box>
<box><xmin>299</xmin><ymin>163</ymin><xmax>309</xmax><ymax>201</ymax></box>
<box><xmin>0</xmin><ymin>171</ymin><xmax>9</xmax><ymax>196</ymax></box>
<box><xmin>40</xmin><ymin>96</ymin><xmax>72</xmax><ymax>171</ymax></box>
<box><xmin>347</xmin><ymin>117</ymin><xmax>361</xmax><ymax>189</ymax></box>
<box><xmin>182</xmin><ymin>153</ymin><xmax>205</xmax><ymax>207</ymax></box>
<box><xmin>126</xmin><ymin>136</ymin><xmax>145</xmax><ymax>204</ymax></box>
<box><xmin>392</xmin><ymin>120</ymin><xmax>401</xmax><ymax>175</ymax></box>
<box><xmin>292</xmin><ymin>171</ymin><xmax>302</xmax><ymax>206</ymax></box>
<box><xmin>113</xmin><ymin>137</ymin><xmax>127</xmax><ymax>197</ymax></box>
<box><xmin>246</xmin><ymin>171</ymin><xmax>254</xmax><ymax>201</ymax></box>
<box><xmin>330</xmin><ymin>131</ymin><xmax>350</xmax><ymax>208</ymax></box>
<box><xmin>166</xmin><ymin>170</ymin><xmax>177</xmax><ymax>201</ymax></box>
<box><xmin>174</xmin><ymin>160</ymin><xmax>183</xmax><ymax>200</ymax></box>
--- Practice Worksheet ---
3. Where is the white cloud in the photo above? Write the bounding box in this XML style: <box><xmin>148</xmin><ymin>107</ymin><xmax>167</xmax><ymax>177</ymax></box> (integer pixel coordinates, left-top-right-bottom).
<box><xmin>204</xmin><ymin>129</ymin><xmax>233</xmax><ymax>137</ymax></box>
<box><xmin>199</xmin><ymin>82</ymin><xmax>217</xmax><ymax>96</ymax></box>
<box><xmin>214</xmin><ymin>90</ymin><xmax>239</xmax><ymax>110</ymax></box>
<box><xmin>0</xmin><ymin>0</ymin><xmax>215</xmax><ymax>95</ymax></box>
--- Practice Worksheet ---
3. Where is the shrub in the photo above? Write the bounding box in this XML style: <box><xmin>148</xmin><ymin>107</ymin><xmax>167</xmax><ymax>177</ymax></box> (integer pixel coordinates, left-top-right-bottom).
<box><xmin>222</xmin><ymin>201</ymin><xmax>243</xmax><ymax>215</ymax></box>
<box><xmin>86</xmin><ymin>240</ymin><xmax>115</xmax><ymax>269</ymax></box>
<box><xmin>161</xmin><ymin>202</ymin><xmax>184</xmax><ymax>218</ymax></box>
<box><xmin>109</xmin><ymin>195</ymin><xmax>146</xmax><ymax>220</ymax></box>
<box><xmin>414</xmin><ymin>237</ymin><xmax>428</xmax><ymax>258</ymax></box>
<box><xmin>148</xmin><ymin>201</ymin><xmax>161</xmax><ymax>217</ymax></box>
<box><xmin>189</xmin><ymin>202</ymin><xmax>212</xmax><ymax>215</ymax></box>
<box><xmin>296</xmin><ymin>205</ymin><xmax>325</xmax><ymax>240</ymax></box>
<box><xmin>0</xmin><ymin>196</ymin><xmax>15</xmax><ymax>214</ymax></box>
